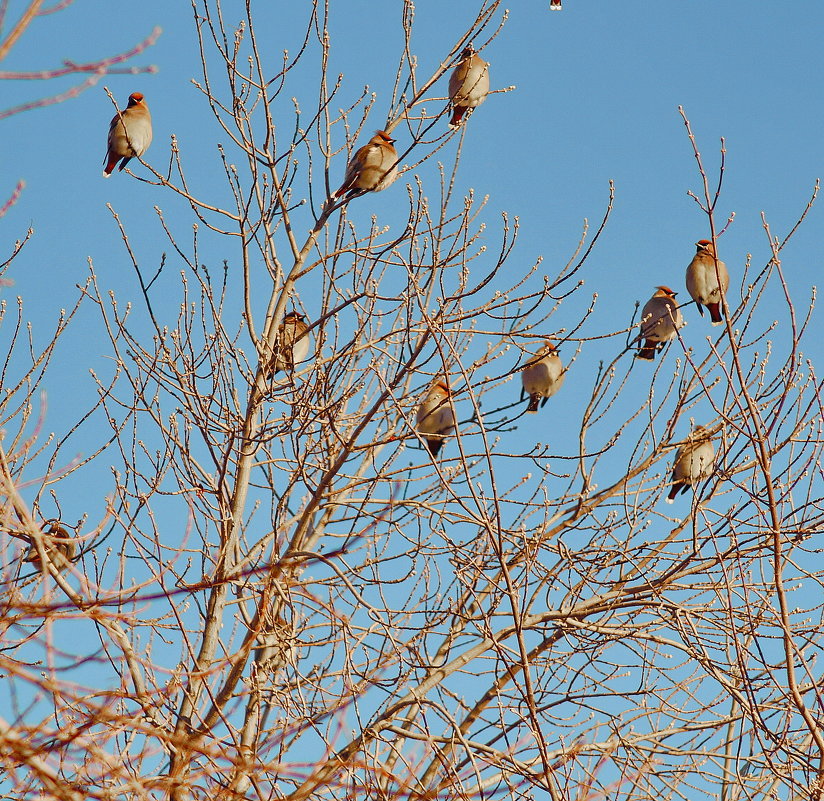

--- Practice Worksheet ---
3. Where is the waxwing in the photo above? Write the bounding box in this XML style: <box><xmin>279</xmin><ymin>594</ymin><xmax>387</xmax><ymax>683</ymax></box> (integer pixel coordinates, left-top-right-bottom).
<box><xmin>333</xmin><ymin>130</ymin><xmax>398</xmax><ymax>199</ymax></box>
<box><xmin>637</xmin><ymin>286</ymin><xmax>684</xmax><ymax>360</ymax></box>
<box><xmin>416</xmin><ymin>380</ymin><xmax>455</xmax><ymax>457</ymax></box>
<box><xmin>24</xmin><ymin>522</ymin><xmax>76</xmax><ymax>571</ymax></box>
<box><xmin>550</xmin><ymin>0</ymin><xmax>563</xmax><ymax>8</ymax></box>
<box><xmin>270</xmin><ymin>312</ymin><xmax>310</xmax><ymax>374</ymax></box>
<box><xmin>103</xmin><ymin>92</ymin><xmax>153</xmax><ymax>177</ymax></box>
<box><xmin>685</xmin><ymin>239</ymin><xmax>730</xmax><ymax>325</ymax></box>
<box><xmin>448</xmin><ymin>44</ymin><xmax>490</xmax><ymax>128</ymax></box>
<box><xmin>666</xmin><ymin>426</ymin><xmax>715</xmax><ymax>502</ymax></box>
<box><xmin>521</xmin><ymin>340</ymin><xmax>565</xmax><ymax>413</ymax></box>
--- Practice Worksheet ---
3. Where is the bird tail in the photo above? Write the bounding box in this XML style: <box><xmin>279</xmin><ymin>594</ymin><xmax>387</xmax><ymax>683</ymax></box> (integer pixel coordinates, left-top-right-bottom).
<box><xmin>449</xmin><ymin>106</ymin><xmax>466</xmax><ymax>128</ymax></box>
<box><xmin>665</xmin><ymin>483</ymin><xmax>684</xmax><ymax>503</ymax></box>
<box><xmin>707</xmin><ymin>302</ymin><xmax>723</xmax><ymax>325</ymax></box>
<box><xmin>103</xmin><ymin>155</ymin><xmax>119</xmax><ymax>177</ymax></box>
<box><xmin>526</xmin><ymin>394</ymin><xmax>540</xmax><ymax>413</ymax></box>
<box><xmin>695</xmin><ymin>302</ymin><xmax>705</xmax><ymax>317</ymax></box>
<box><xmin>333</xmin><ymin>181</ymin><xmax>359</xmax><ymax>201</ymax></box>
<box><xmin>636</xmin><ymin>340</ymin><xmax>657</xmax><ymax>360</ymax></box>
<box><xmin>426</xmin><ymin>437</ymin><xmax>444</xmax><ymax>457</ymax></box>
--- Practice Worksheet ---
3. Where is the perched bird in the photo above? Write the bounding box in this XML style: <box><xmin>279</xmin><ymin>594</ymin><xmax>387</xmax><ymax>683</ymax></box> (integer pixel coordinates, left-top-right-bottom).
<box><xmin>685</xmin><ymin>239</ymin><xmax>730</xmax><ymax>325</ymax></box>
<box><xmin>637</xmin><ymin>286</ymin><xmax>684</xmax><ymax>360</ymax></box>
<box><xmin>416</xmin><ymin>380</ymin><xmax>455</xmax><ymax>457</ymax></box>
<box><xmin>103</xmin><ymin>92</ymin><xmax>153</xmax><ymax>177</ymax></box>
<box><xmin>333</xmin><ymin>130</ymin><xmax>398</xmax><ymax>199</ymax></box>
<box><xmin>521</xmin><ymin>340</ymin><xmax>565</xmax><ymax>412</ymax></box>
<box><xmin>270</xmin><ymin>312</ymin><xmax>310</xmax><ymax>374</ymax></box>
<box><xmin>24</xmin><ymin>522</ymin><xmax>76</xmax><ymax>571</ymax></box>
<box><xmin>666</xmin><ymin>426</ymin><xmax>715</xmax><ymax>503</ymax></box>
<box><xmin>448</xmin><ymin>44</ymin><xmax>490</xmax><ymax>128</ymax></box>
<box><xmin>550</xmin><ymin>0</ymin><xmax>563</xmax><ymax>8</ymax></box>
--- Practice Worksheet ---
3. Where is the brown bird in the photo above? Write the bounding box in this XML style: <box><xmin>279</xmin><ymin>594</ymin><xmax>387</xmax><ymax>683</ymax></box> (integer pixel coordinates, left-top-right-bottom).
<box><xmin>416</xmin><ymin>380</ymin><xmax>455</xmax><ymax>457</ymax></box>
<box><xmin>521</xmin><ymin>340</ymin><xmax>565</xmax><ymax>412</ymax></box>
<box><xmin>333</xmin><ymin>130</ymin><xmax>398</xmax><ymax>199</ymax></box>
<box><xmin>666</xmin><ymin>426</ymin><xmax>715</xmax><ymax>503</ymax></box>
<box><xmin>685</xmin><ymin>239</ymin><xmax>730</xmax><ymax>325</ymax></box>
<box><xmin>550</xmin><ymin>0</ymin><xmax>563</xmax><ymax>8</ymax></box>
<box><xmin>24</xmin><ymin>522</ymin><xmax>76</xmax><ymax>571</ymax></box>
<box><xmin>103</xmin><ymin>92</ymin><xmax>153</xmax><ymax>177</ymax></box>
<box><xmin>637</xmin><ymin>286</ymin><xmax>684</xmax><ymax>360</ymax></box>
<box><xmin>448</xmin><ymin>44</ymin><xmax>490</xmax><ymax>128</ymax></box>
<box><xmin>270</xmin><ymin>312</ymin><xmax>310</xmax><ymax>374</ymax></box>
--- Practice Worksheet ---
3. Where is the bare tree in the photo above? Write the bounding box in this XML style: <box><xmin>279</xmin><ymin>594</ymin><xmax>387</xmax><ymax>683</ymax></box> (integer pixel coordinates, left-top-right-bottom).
<box><xmin>2</xmin><ymin>3</ymin><xmax>824</xmax><ymax>801</ymax></box>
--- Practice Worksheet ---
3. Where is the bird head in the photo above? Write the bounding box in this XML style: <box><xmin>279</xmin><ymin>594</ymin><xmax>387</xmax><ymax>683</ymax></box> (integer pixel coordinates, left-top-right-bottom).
<box><xmin>655</xmin><ymin>285</ymin><xmax>677</xmax><ymax>298</ymax></box>
<box><xmin>127</xmin><ymin>92</ymin><xmax>146</xmax><ymax>107</ymax></box>
<box><xmin>374</xmin><ymin>130</ymin><xmax>394</xmax><ymax>144</ymax></box>
<box><xmin>695</xmin><ymin>239</ymin><xmax>716</xmax><ymax>256</ymax></box>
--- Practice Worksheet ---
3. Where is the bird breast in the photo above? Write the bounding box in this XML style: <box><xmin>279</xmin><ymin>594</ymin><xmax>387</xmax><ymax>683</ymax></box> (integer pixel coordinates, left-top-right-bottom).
<box><xmin>417</xmin><ymin>393</ymin><xmax>454</xmax><ymax>435</ymax></box>
<box><xmin>686</xmin><ymin>254</ymin><xmax>729</xmax><ymax>303</ymax></box>
<box><xmin>641</xmin><ymin>297</ymin><xmax>682</xmax><ymax>340</ymax></box>
<box><xmin>449</xmin><ymin>57</ymin><xmax>490</xmax><ymax>108</ymax></box>
<box><xmin>521</xmin><ymin>354</ymin><xmax>564</xmax><ymax>398</ymax></box>
<box><xmin>355</xmin><ymin>143</ymin><xmax>398</xmax><ymax>192</ymax></box>
<box><xmin>109</xmin><ymin>112</ymin><xmax>153</xmax><ymax>158</ymax></box>
<box><xmin>673</xmin><ymin>440</ymin><xmax>714</xmax><ymax>483</ymax></box>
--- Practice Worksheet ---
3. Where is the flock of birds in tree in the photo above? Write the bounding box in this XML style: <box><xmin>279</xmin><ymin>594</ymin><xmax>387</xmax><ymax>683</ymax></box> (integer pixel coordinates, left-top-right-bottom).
<box><xmin>26</xmin><ymin>25</ymin><xmax>720</xmax><ymax>576</ymax></box>
<box><xmin>100</xmin><ymin>40</ymin><xmax>725</xmax><ymax>493</ymax></box>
